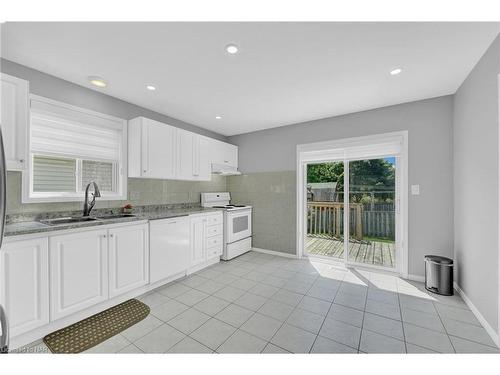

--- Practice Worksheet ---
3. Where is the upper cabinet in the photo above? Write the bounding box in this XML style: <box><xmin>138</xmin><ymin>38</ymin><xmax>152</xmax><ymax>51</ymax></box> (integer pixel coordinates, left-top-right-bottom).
<box><xmin>0</xmin><ymin>73</ymin><xmax>29</xmax><ymax>170</ymax></box>
<box><xmin>128</xmin><ymin>117</ymin><xmax>176</xmax><ymax>179</ymax></box>
<box><xmin>128</xmin><ymin>116</ymin><xmax>236</xmax><ymax>181</ymax></box>
<box><xmin>208</xmin><ymin>138</ymin><xmax>238</xmax><ymax>168</ymax></box>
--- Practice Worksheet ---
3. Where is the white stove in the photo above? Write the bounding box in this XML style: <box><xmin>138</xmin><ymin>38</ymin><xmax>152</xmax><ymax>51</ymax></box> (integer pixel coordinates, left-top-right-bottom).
<box><xmin>201</xmin><ymin>192</ymin><xmax>252</xmax><ymax>260</ymax></box>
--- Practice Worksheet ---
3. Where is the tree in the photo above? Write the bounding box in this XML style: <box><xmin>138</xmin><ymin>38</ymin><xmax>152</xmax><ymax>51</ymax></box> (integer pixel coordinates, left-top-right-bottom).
<box><xmin>307</xmin><ymin>159</ymin><xmax>395</xmax><ymax>203</ymax></box>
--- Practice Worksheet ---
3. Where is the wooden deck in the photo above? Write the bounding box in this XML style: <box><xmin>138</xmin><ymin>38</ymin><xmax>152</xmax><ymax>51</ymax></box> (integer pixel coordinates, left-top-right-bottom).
<box><xmin>306</xmin><ymin>235</ymin><xmax>395</xmax><ymax>268</ymax></box>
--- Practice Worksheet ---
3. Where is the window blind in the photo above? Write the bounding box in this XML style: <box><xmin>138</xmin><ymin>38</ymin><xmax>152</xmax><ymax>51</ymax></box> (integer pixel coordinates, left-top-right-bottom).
<box><xmin>30</xmin><ymin>97</ymin><xmax>123</xmax><ymax>161</ymax></box>
<box><xmin>32</xmin><ymin>155</ymin><xmax>76</xmax><ymax>192</ymax></box>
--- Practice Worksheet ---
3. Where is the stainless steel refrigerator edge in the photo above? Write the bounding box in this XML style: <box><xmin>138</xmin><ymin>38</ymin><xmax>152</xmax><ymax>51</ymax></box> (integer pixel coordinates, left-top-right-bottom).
<box><xmin>0</xmin><ymin>128</ymin><xmax>9</xmax><ymax>353</ymax></box>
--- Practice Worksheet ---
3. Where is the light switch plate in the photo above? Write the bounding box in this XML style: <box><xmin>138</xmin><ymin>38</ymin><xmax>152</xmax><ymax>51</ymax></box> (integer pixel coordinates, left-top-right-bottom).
<box><xmin>411</xmin><ymin>185</ymin><xmax>420</xmax><ymax>195</ymax></box>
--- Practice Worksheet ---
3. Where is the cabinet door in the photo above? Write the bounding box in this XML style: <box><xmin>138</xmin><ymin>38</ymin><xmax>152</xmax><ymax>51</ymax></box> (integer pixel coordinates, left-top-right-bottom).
<box><xmin>0</xmin><ymin>74</ymin><xmax>29</xmax><ymax>170</ymax></box>
<box><xmin>142</xmin><ymin>118</ymin><xmax>176</xmax><ymax>179</ymax></box>
<box><xmin>49</xmin><ymin>229</ymin><xmax>108</xmax><ymax>320</ymax></box>
<box><xmin>0</xmin><ymin>238</ymin><xmax>49</xmax><ymax>337</ymax></box>
<box><xmin>196</xmin><ymin>136</ymin><xmax>211</xmax><ymax>181</ymax></box>
<box><xmin>176</xmin><ymin>129</ymin><xmax>195</xmax><ymax>180</ymax></box>
<box><xmin>150</xmin><ymin>217</ymin><xmax>190</xmax><ymax>283</ymax></box>
<box><xmin>108</xmin><ymin>224</ymin><xmax>149</xmax><ymax>298</ymax></box>
<box><xmin>190</xmin><ymin>216</ymin><xmax>206</xmax><ymax>266</ymax></box>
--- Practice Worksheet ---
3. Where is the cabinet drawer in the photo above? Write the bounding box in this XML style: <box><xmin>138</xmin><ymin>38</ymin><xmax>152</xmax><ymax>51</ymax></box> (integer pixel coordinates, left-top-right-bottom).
<box><xmin>206</xmin><ymin>214</ymin><xmax>223</xmax><ymax>226</ymax></box>
<box><xmin>206</xmin><ymin>224</ymin><xmax>223</xmax><ymax>238</ymax></box>
<box><xmin>206</xmin><ymin>244</ymin><xmax>223</xmax><ymax>259</ymax></box>
<box><xmin>206</xmin><ymin>235</ymin><xmax>223</xmax><ymax>249</ymax></box>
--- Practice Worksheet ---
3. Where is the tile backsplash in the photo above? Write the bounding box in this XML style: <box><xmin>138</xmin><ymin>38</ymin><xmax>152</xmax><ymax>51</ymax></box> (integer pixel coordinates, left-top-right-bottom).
<box><xmin>6</xmin><ymin>171</ymin><xmax>227</xmax><ymax>215</ymax></box>
<box><xmin>227</xmin><ymin>170</ymin><xmax>296</xmax><ymax>255</ymax></box>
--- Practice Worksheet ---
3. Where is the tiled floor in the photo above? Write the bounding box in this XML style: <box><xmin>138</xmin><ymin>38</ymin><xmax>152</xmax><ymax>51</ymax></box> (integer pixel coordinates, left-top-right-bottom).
<box><xmin>17</xmin><ymin>251</ymin><xmax>500</xmax><ymax>354</ymax></box>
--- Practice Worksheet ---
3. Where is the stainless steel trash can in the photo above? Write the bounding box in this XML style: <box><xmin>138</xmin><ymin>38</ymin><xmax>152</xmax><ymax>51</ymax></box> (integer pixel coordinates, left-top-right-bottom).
<box><xmin>424</xmin><ymin>255</ymin><xmax>454</xmax><ymax>296</ymax></box>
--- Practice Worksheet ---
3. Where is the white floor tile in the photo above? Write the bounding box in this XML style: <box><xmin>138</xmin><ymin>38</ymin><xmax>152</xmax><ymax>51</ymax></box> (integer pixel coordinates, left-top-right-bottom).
<box><xmin>167</xmin><ymin>336</ymin><xmax>213</xmax><ymax>353</ymax></box>
<box><xmin>271</xmin><ymin>289</ymin><xmax>304</xmax><ymax>307</ymax></box>
<box><xmin>365</xmin><ymin>299</ymin><xmax>401</xmax><ymax>320</ymax></box>
<box><xmin>258</xmin><ymin>299</ymin><xmax>295</xmax><ymax>321</ymax></box>
<box><xmin>333</xmin><ymin>291</ymin><xmax>366</xmax><ymax>311</ymax></box>
<box><xmin>362</xmin><ymin>312</ymin><xmax>404</xmax><ymax>340</ymax></box>
<box><xmin>401</xmin><ymin>307</ymin><xmax>445</xmax><ymax>332</ymax></box>
<box><xmin>217</xmin><ymin>330</ymin><xmax>267</xmax><ymax>353</ymax></box>
<box><xmin>359</xmin><ymin>330</ymin><xmax>405</xmax><ymax>353</ymax></box>
<box><xmin>240</xmin><ymin>312</ymin><xmax>283</xmax><ymax>341</ymax></box>
<box><xmin>307</xmin><ymin>285</ymin><xmax>337</xmax><ymax>302</ymax></box>
<box><xmin>134</xmin><ymin>324</ymin><xmax>185</xmax><ymax>353</ymax></box>
<box><xmin>297</xmin><ymin>295</ymin><xmax>331</xmax><ymax>316</ymax></box>
<box><xmin>234</xmin><ymin>292</ymin><xmax>268</xmax><ymax>311</ymax></box>
<box><xmin>443</xmin><ymin>318</ymin><xmax>497</xmax><ymax>347</ymax></box>
<box><xmin>118</xmin><ymin>344</ymin><xmax>143</xmax><ymax>353</ymax></box>
<box><xmin>271</xmin><ymin>323</ymin><xmax>317</xmax><ymax>353</ymax></box>
<box><xmin>249</xmin><ymin>283</ymin><xmax>280</xmax><ymax>298</ymax></box>
<box><xmin>150</xmin><ymin>299</ymin><xmax>189</xmax><ymax>322</ymax></box>
<box><xmin>435</xmin><ymin>304</ymin><xmax>481</xmax><ymax>326</ymax></box>
<box><xmin>319</xmin><ymin>318</ymin><xmax>361</xmax><ymax>349</ymax></box>
<box><xmin>327</xmin><ymin>303</ymin><xmax>364</xmax><ymax>327</ymax></box>
<box><xmin>193</xmin><ymin>295</ymin><xmax>230</xmax><ymax>316</ymax></box>
<box><xmin>167</xmin><ymin>308</ymin><xmax>211</xmax><ymax>334</ymax></box>
<box><xmin>156</xmin><ymin>282</ymin><xmax>192</xmax><ymax>298</ymax></box>
<box><xmin>287</xmin><ymin>308</ymin><xmax>325</xmax><ymax>334</ymax></box>
<box><xmin>175</xmin><ymin>289</ymin><xmax>210</xmax><ymax>306</ymax></box>
<box><xmin>261</xmin><ymin>343</ymin><xmax>291</xmax><ymax>353</ymax></box>
<box><xmin>213</xmin><ymin>286</ymin><xmax>246</xmax><ymax>302</ymax></box>
<box><xmin>215</xmin><ymin>304</ymin><xmax>255</xmax><ymax>327</ymax></box>
<box><xmin>311</xmin><ymin>336</ymin><xmax>357</xmax><ymax>353</ymax></box>
<box><xmin>449</xmin><ymin>336</ymin><xmax>500</xmax><ymax>353</ymax></box>
<box><xmin>403</xmin><ymin>323</ymin><xmax>455</xmax><ymax>353</ymax></box>
<box><xmin>121</xmin><ymin>315</ymin><xmax>163</xmax><ymax>342</ymax></box>
<box><xmin>139</xmin><ymin>292</ymin><xmax>170</xmax><ymax>308</ymax></box>
<box><xmin>190</xmin><ymin>318</ymin><xmax>237</xmax><ymax>350</ymax></box>
<box><xmin>193</xmin><ymin>280</ymin><xmax>226</xmax><ymax>294</ymax></box>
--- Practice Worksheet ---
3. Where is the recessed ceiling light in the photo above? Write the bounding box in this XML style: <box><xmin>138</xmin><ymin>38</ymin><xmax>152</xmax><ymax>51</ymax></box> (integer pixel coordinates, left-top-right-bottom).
<box><xmin>88</xmin><ymin>76</ymin><xmax>107</xmax><ymax>87</ymax></box>
<box><xmin>215</xmin><ymin>116</ymin><xmax>222</xmax><ymax>120</ymax></box>
<box><xmin>225</xmin><ymin>44</ymin><xmax>239</xmax><ymax>54</ymax></box>
<box><xmin>146</xmin><ymin>85</ymin><xmax>156</xmax><ymax>91</ymax></box>
<box><xmin>390</xmin><ymin>68</ymin><xmax>403</xmax><ymax>76</ymax></box>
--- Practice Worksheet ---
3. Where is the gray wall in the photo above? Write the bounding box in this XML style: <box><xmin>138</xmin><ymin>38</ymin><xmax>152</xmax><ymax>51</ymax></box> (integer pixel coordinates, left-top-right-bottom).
<box><xmin>0</xmin><ymin>59</ymin><xmax>227</xmax><ymax>141</ymax></box>
<box><xmin>229</xmin><ymin>96</ymin><xmax>454</xmax><ymax>277</ymax></box>
<box><xmin>453</xmin><ymin>34</ymin><xmax>500</xmax><ymax>335</ymax></box>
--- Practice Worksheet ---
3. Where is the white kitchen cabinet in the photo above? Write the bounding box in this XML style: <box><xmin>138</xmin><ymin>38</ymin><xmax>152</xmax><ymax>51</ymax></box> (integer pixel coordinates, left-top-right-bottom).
<box><xmin>209</xmin><ymin>138</ymin><xmax>238</xmax><ymax>168</ymax></box>
<box><xmin>190</xmin><ymin>212</ymin><xmax>223</xmax><ymax>267</ymax></box>
<box><xmin>128</xmin><ymin>117</ymin><xmax>176</xmax><ymax>179</ymax></box>
<box><xmin>177</xmin><ymin>130</ymin><xmax>211</xmax><ymax>181</ymax></box>
<box><xmin>150</xmin><ymin>217</ymin><xmax>190</xmax><ymax>283</ymax></box>
<box><xmin>49</xmin><ymin>228</ymin><xmax>109</xmax><ymax>320</ymax></box>
<box><xmin>108</xmin><ymin>223</ymin><xmax>149</xmax><ymax>298</ymax></box>
<box><xmin>0</xmin><ymin>237</ymin><xmax>49</xmax><ymax>337</ymax></box>
<box><xmin>190</xmin><ymin>216</ymin><xmax>207</xmax><ymax>267</ymax></box>
<box><xmin>0</xmin><ymin>73</ymin><xmax>29</xmax><ymax>170</ymax></box>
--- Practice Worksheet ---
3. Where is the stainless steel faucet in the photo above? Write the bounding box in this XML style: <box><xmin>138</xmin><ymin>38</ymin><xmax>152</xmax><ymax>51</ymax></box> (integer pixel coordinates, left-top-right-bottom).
<box><xmin>83</xmin><ymin>182</ymin><xmax>101</xmax><ymax>217</ymax></box>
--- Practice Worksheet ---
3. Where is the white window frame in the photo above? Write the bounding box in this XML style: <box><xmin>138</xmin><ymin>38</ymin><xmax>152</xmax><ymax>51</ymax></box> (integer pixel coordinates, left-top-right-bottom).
<box><xmin>296</xmin><ymin>131</ymin><xmax>409</xmax><ymax>278</ymax></box>
<box><xmin>22</xmin><ymin>95</ymin><xmax>128</xmax><ymax>203</ymax></box>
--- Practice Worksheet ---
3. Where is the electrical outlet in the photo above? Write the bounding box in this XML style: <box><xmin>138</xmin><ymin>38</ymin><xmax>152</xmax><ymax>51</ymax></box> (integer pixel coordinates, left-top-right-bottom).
<box><xmin>411</xmin><ymin>185</ymin><xmax>420</xmax><ymax>195</ymax></box>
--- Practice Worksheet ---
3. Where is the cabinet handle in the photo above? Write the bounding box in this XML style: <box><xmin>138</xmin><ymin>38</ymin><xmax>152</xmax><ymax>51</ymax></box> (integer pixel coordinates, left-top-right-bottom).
<box><xmin>110</xmin><ymin>234</ymin><xmax>114</xmax><ymax>238</ymax></box>
<box><xmin>103</xmin><ymin>234</ymin><xmax>107</xmax><ymax>238</ymax></box>
<box><xmin>19</xmin><ymin>159</ymin><xmax>25</xmax><ymax>163</ymax></box>
<box><xmin>224</xmin><ymin>160</ymin><xmax>229</xmax><ymax>163</ymax></box>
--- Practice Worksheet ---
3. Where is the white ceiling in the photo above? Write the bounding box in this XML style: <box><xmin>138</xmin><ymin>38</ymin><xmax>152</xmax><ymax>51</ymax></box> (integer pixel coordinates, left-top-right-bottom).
<box><xmin>2</xmin><ymin>22</ymin><xmax>499</xmax><ymax>136</ymax></box>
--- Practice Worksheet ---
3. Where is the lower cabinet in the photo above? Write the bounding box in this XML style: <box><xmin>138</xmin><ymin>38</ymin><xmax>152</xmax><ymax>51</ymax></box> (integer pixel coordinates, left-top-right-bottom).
<box><xmin>49</xmin><ymin>228</ymin><xmax>109</xmax><ymax>321</ymax></box>
<box><xmin>190</xmin><ymin>215</ymin><xmax>207</xmax><ymax>267</ymax></box>
<box><xmin>190</xmin><ymin>212</ymin><xmax>223</xmax><ymax>268</ymax></box>
<box><xmin>108</xmin><ymin>223</ymin><xmax>149</xmax><ymax>298</ymax></box>
<box><xmin>0</xmin><ymin>237</ymin><xmax>49</xmax><ymax>337</ymax></box>
<box><xmin>150</xmin><ymin>217</ymin><xmax>190</xmax><ymax>283</ymax></box>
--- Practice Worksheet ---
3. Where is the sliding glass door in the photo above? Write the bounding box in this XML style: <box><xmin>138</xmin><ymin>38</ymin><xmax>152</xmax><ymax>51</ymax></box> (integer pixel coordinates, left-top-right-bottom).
<box><xmin>348</xmin><ymin>157</ymin><xmax>396</xmax><ymax>268</ymax></box>
<box><xmin>305</xmin><ymin>161</ymin><xmax>345</xmax><ymax>260</ymax></box>
<box><xmin>305</xmin><ymin>156</ymin><xmax>398</xmax><ymax>270</ymax></box>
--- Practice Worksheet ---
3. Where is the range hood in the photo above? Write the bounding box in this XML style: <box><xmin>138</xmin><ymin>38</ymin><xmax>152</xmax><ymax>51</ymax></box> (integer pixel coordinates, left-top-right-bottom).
<box><xmin>211</xmin><ymin>163</ymin><xmax>242</xmax><ymax>176</ymax></box>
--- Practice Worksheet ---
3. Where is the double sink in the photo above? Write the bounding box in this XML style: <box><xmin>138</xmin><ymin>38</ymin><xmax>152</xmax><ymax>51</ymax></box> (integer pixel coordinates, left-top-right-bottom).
<box><xmin>40</xmin><ymin>214</ymin><xmax>136</xmax><ymax>226</ymax></box>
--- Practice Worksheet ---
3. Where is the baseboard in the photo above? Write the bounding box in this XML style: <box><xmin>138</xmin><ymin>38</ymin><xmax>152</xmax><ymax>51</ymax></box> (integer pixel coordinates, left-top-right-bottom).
<box><xmin>406</xmin><ymin>274</ymin><xmax>425</xmax><ymax>283</ymax></box>
<box><xmin>454</xmin><ymin>281</ymin><xmax>500</xmax><ymax>348</ymax></box>
<box><xmin>251</xmin><ymin>247</ymin><xmax>298</xmax><ymax>259</ymax></box>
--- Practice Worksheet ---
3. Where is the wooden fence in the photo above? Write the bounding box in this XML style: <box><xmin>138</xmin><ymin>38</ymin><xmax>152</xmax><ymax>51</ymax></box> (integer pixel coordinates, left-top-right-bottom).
<box><xmin>307</xmin><ymin>201</ymin><xmax>395</xmax><ymax>240</ymax></box>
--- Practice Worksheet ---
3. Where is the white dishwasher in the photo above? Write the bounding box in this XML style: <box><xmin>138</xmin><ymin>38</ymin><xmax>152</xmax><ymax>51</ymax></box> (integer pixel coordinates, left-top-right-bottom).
<box><xmin>149</xmin><ymin>216</ymin><xmax>190</xmax><ymax>284</ymax></box>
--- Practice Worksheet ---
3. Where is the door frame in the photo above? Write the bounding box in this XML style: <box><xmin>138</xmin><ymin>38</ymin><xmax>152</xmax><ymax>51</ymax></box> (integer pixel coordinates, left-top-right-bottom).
<box><xmin>296</xmin><ymin>131</ymin><xmax>409</xmax><ymax>277</ymax></box>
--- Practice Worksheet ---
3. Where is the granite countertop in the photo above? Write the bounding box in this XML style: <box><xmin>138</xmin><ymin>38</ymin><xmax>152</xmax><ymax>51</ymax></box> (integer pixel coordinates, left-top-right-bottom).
<box><xmin>4</xmin><ymin>206</ymin><xmax>222</xmax><ymax>237</ymax></box>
